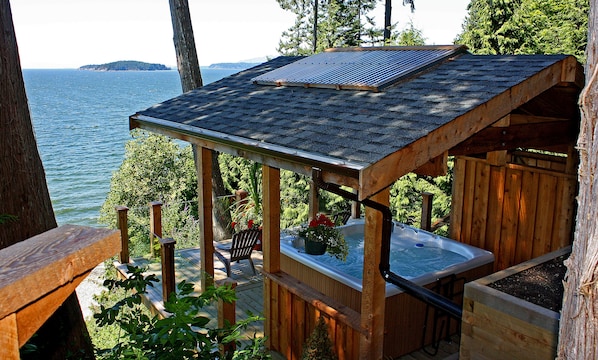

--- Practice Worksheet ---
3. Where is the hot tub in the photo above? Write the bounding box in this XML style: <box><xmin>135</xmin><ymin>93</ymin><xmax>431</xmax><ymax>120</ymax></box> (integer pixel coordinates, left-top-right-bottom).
<box><xmin>279</xmin><ymin>219</ymin><xmax>494</xmax><ymax>357</ymax></box>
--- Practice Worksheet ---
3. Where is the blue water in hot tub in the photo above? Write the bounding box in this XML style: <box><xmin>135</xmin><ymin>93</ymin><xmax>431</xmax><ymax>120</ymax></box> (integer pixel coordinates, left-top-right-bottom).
<box><xmin>307</xmin><ymin>232</ymin><xmax>468</xmax><ymax>280</ymax></box>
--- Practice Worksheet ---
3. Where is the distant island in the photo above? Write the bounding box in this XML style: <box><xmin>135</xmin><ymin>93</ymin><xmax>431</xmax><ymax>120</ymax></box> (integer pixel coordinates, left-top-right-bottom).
<box><xmin>79</xmin><ymin>60</ymin><xmax>169</xmax><ymax>71</ymax></box>
<box><xmin>207</xmin><ymin>62</ymin><xmax>259</xmax><ymax>70</ymax></box>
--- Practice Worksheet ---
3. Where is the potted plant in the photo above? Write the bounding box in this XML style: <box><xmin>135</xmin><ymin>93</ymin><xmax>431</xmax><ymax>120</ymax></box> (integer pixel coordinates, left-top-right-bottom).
<box><xmin>298</xmin><ymin>213</ymin><xmax>348</xmax><ymax>261</ymax></box>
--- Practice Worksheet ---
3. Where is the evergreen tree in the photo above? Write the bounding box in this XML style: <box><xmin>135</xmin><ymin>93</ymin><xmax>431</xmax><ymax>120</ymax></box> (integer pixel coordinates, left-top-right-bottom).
<box><xmin>457</xmin><ymin>0</ymin><xmax>589</xmax><ymax>61</ymax></box>
<box><xmin>277</xmin><ymin>0</ymin><xmax>381</xmax><ymax>55</ymax></box>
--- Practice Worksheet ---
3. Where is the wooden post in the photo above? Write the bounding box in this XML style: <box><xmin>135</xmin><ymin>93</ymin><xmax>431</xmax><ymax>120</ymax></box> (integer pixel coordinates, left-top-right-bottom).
<box><xmin>149</xmin><ymin>201</ymin><xmax>163</xmax><ymax>258</ymax></box>
<box><xmin>196</xmin><ymin>147</ymin><xmax>215</xmax><ymax>291</ymax></box>
<box><xmin>262</xmin><ymin>164</ymin><xmax>280</xmax><ymax>349</ymax></box>
<box><xmin>0</xmin><ymin>314</ymin><xmax>19</xmax><ymax>360</ymax></box>
<box><xmin>308</xmin><ymin>180</ymin><xmax>319</xmax><ymax>220</ymax></box>
<box><xmin>115</xmin><ymin>205</ymin><xmax>129</xmax><ymax>263</ymax></box>
<box><xmin>360</xmin><ymin>187</ymin><xmax>389</xmax><ymax>359</ymax></box>
<box><xmin>160</xmin><ymin>237</ymin><xmax>176</xmax><ymax>302</ymax></box>
<box><xmin>421</xmin><ymin>192</ymin><xmax>434</xmax><ymax>231</ymax></box>
<box><xmin>217</xmin><ymin>278</ymin><xmax>238</xmax><ymax>354</ymax></box>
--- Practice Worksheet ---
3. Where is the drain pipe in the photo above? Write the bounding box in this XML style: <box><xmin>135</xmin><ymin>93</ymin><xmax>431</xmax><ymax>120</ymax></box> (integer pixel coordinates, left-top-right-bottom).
<box><xmin>312</xmin><ymin>168</ymin><xmax>463</xmax><ymax>320</ymax></box>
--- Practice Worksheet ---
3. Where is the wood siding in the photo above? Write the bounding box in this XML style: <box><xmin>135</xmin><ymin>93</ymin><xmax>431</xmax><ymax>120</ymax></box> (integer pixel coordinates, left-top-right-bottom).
<box><xmin>451</xmin><ymin>154</ymin><xmax>576</xmax><ymax>271</ymax></box>
<box><xmin>275</xmin><ymin>255</ymin><xmax>493</xmax><ymax>358</ymax></box>
<box><xmin>264</xmin><ymin>272</ymin><xmax>363</xmax><ymax>360</ymax></box>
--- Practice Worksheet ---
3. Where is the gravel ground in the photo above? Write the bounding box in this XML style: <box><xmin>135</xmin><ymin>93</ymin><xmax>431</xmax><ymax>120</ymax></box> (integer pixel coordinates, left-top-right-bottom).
<box><xmin>75</xmin><ymin>262</ymin><xmax>107</xmax><ymax>319</ymax></box>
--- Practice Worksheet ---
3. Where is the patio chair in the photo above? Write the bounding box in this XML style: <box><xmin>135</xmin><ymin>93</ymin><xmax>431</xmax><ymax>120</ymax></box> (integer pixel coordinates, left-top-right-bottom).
<box><xmin>214</xmin><ymin>228</ymin><xmax>261</xmax><ymax>277</ymax></box>
<box><xmin>332</xmin><ymin>210</ymin><xmax>352</xmax><ymax>226</ymax></box>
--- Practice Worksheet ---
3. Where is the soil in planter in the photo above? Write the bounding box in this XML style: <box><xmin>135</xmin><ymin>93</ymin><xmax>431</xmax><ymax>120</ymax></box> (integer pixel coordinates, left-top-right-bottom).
<box><xmin>489</xmin><ymin>254</ymin><xmax>569</xmax><ymax>312</ymax></box>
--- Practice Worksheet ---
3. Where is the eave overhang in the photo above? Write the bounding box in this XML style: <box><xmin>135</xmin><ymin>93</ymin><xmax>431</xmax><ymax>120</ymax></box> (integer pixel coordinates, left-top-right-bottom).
<box><xmin>130</xmin><ymin>114</ymin><xmax>365</xmax><ymax>190</ymax></box>
<box><xmin>130</xmin><ymin>54</ymin><xmax>583</xmax><ymax>202</ymax></box>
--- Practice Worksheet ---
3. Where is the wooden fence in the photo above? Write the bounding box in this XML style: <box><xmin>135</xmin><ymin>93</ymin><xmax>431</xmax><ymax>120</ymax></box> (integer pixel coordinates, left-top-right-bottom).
<box><xmin>450</xmin><ymin>153</ymin><xmax>577</xmax><ymax>271</ymax></box>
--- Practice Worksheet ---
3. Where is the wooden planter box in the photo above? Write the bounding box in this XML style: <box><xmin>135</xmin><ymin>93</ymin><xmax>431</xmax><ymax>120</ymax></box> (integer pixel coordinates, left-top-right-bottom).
<box><xmin>460</xmin><ymin>246</ymin><xmax>570</xmax><ymax>360</ymax></box>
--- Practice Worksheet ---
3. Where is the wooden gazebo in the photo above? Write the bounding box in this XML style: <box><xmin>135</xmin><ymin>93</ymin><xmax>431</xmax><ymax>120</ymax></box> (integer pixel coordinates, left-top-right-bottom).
<box><xmin>130</xmin><ymin>46</ymin><xmax>583</xmax><ymax>359</ymax></box>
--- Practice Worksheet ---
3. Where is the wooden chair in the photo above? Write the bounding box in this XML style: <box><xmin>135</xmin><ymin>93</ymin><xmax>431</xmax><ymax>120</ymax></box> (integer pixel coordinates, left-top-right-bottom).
<box><xmin>214</xmin><ymin>228</ymin><xmax>261</xmax><ymax>277</ymax></box>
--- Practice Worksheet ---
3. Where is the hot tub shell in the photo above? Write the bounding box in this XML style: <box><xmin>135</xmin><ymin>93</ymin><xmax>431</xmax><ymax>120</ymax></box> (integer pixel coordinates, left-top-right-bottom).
<box><xmin>280</xmin><ymin>220</ymin><xmax>495</xmax><ymax>357</ymax></box>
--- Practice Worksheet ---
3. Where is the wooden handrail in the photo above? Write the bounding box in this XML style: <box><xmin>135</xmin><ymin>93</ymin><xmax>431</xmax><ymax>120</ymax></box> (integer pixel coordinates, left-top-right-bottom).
<box><xmin>0</xmin><ymin>225</ymin><xmax>119</xmax><ymax>358</ymax></box>
<box><xmin>263</xmin><ymin>270</ymin><xmax>366</xmax><ymax>336</ymax></box>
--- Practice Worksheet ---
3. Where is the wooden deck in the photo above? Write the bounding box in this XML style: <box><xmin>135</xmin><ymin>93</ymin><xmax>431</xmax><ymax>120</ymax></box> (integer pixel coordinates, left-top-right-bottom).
<box><xmin>115</xmin><ymin>247</ymin><xmax>460</xmax><ymax>359</ymax></box>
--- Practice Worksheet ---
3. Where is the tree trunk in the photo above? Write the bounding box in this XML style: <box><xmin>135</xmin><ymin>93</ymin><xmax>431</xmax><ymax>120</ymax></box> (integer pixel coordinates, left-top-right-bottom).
<box><xmin>384</xmin><ymin>0</ymin><xmax>392</xmax><ymax>43</ymax></box>
<box><xmin>168</xmin><ymin>0</ymin><xmax>232</xmax><ymax>241</ymax></box>
<box><xmin>0</xmin><ymin>1</ymin><xmax>94</xmax><ymax>358</ymax></box>
<box><xmin>557</xmin><ymin>1</ymin><xmax>598</xmax><ymax>359</ymax></box>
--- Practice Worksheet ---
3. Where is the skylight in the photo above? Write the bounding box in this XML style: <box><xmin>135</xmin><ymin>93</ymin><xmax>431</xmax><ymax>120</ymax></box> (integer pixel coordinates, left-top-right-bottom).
<box><xmin>252</xmin><ymin>45</ymin><xmax>467</xmax><ymax>92</ymax></box>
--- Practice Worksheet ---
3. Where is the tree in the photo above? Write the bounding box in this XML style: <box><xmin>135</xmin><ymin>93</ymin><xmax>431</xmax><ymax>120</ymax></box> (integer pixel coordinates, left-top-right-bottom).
<box><xmin>0</xmin><ymin>0</ymin><xmax>94</xmax><ymax>358</ymax></box>
<box><xmin>557</xmin><ymin>1</ymin><xmax>598</xmax><ymax>357</ymax></box>
<box><xmin>384</xmin><ymin>1</ymin><xmax>416</xmax><ymax>43</ymax></box>
<box><xmin>277</xmin><ymin>0</ymin><xmax>381</xmax><ymax>55</ymax></box>
<box><xmin>100</xmin><ymin>131</ymin><xmax>199</xmax><ymax>255</ymax></box>
<box><xmin>457</xmin><ymin>0</ymin><xmax>589</xmax><ymax>61</ymax></box>
<box><xmin>394</xmin><ymin>20</ymin><xmax>426</xmax><ymax>46</ymax></box>
<box><xmin>168</xmin><ymin>0</ymin><xmax>232</xmax><ymax>240</ymax></box>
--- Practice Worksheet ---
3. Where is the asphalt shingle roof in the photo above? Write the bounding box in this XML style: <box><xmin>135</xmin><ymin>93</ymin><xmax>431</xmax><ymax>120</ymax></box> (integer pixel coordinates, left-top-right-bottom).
<box><xmin>133</xmin><ymin>53</ymin><xmax>567</xmax><ymax>168</ymax></box>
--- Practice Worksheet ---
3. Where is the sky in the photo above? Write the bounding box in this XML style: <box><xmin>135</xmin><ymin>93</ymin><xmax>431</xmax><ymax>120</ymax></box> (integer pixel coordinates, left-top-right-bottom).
<box><xmin>10</xmin><ymin>0</ymin><xmax>471</xmax><ymax>69</ymax></box>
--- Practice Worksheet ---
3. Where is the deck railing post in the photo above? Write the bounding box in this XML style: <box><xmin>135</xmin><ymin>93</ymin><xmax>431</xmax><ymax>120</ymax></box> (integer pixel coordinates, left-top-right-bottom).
<box><xmin>421</xmin><ymin>192</ymin><xmax>434</xmax><ymax>231</ymax></box>
<box><xmin>149</xmin><ymin>201</ymin><xmax>163</xmax><ymax>258</ymax></box>
<box><xmin>160</xmin><ymin>237</ymin><xmax>176</xmax><ymax>302</ymax></box>
<box><xmin>216</xmin><ymin>278</ymin><xmax>238</xmax><ymax>353</ymax></box>
<box><xmin>115</xmin><ymin>205</ymin><xmax>130</xmax><ymax>263</ymax></box>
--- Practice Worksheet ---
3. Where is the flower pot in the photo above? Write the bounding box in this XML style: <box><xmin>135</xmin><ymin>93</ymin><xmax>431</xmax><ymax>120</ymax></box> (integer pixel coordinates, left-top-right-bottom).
<box><xmin>304</xmin><ymin>239</ymin><xmax>327</xmax><ymax>255</ymax></box>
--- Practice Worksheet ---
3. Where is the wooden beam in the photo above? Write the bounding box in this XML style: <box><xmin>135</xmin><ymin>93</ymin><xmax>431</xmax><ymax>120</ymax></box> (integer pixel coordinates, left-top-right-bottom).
<box><xmin>359</xmin><ymin>58</ymin><xmax>576</xmax><ymax>200</ymax></box>
<box><xmin>413</xmin><ymin>151</ymin><xmax>448</xmax><ymax>177</ymax></box>
<box><xmin>15</xmin><ymin>272</ymin><xmax>89</xmax><ymax>347</ymax></box>
<box><xmin>359</xmin><ymin>188</ymin><xmax>389</xmax><ymax>359</ymax></box>
<box><xmin>130</xmin><ymin>116</ymin><xmax>361</xmax><ymax>190</ymax></box>
<box><xmin>0</xmin><ymin>225</ymin><xmax>119</xmax><ymax>320</ymax></box>
<box><xmin>449</xmin><ymin>121</ymin><xmax>578</xmax><ymax>156</ymax></box>
<box><xmin>196</xmin><ymin>146</ymin><xmax>215</xmax><ymax>290</ymax></box>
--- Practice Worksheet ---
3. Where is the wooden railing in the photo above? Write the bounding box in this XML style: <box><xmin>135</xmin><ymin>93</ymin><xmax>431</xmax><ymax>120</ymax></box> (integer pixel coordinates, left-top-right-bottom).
<box><xmin>114</xmin><ymin>202</ymin><xmax>237</xmax><ymax>326</ymax></box>
<box><xmin>0</xmin><ymin>225</ymin><xmax>119</xmax><ymax>359</ymax></box>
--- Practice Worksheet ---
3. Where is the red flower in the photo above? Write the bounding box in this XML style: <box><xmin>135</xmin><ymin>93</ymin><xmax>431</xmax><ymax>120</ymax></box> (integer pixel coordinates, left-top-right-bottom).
<box><xmin>248</xmin><ymin>219</ymin><xmax>254</xmax><ymax>229</ymax></box>
<box><xmin>309</xmin><ymin>214</ymin><xmax>334</xmax><ymax>228</ymax></box>
<box><xmin>231</xmin><ymin>221</ymin><xmax>237</xmax><ymax>229</ymax></box>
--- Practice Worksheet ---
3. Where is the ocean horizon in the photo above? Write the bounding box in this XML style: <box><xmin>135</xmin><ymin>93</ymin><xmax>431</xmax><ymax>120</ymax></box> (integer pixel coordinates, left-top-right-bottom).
<box><xmin>24</xmin><ymin>67</ymin><xmax>240</xmax><ymax>227</ymax></box>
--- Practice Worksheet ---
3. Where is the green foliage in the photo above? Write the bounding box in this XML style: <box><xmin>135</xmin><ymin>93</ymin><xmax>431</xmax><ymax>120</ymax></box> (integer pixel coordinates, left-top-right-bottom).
<box><xmin>394</xmin><ymin>20</ymin><xmax>427</xmax><ymax>46</ymax></box>
<box><xmin>301</xmin><ymin>316</ymin><xmax>337</xmax><ymax>360</ymax></box>
<box><xmin>92</xmin><ymin>265</ymin><xmax>269</xmax><ymax>360</ymax></box>
<box><xmin>277</xmin><ymin>0</ymin><xmax>381</xmax><ymax>55</ymax></box>
<box><xmin>457</xmin><ymin>0</ymin><xmax>588</xmax><ymax>61</ymax></box>
<box><xmin>389</xmin><ymin>159</ymin><xmax>453</xmax><ymax>235</ymax></box>
<box><xmin>99</xmin><ymin>130</ymin><xmax>199</xmax><ymax>256</ymax></box>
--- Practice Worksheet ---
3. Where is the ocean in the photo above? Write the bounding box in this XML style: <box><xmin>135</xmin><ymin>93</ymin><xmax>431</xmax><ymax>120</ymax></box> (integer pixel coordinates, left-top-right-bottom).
<box><xmin>23</xmin><ymin>68</ymin><xmax>239</xmax><ymax>227</ymax></box>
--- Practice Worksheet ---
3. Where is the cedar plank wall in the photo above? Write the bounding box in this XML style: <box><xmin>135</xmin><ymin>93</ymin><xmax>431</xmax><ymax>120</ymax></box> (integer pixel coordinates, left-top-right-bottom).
<box><xmin>450</xmin><ymin>153</ymin><xmax>576</xmax><ymax>271</ymax></box>
<box><xmin>265</xmin><ymin>274</ymin><xmax>362</xmax><ymax>360</ymax></box>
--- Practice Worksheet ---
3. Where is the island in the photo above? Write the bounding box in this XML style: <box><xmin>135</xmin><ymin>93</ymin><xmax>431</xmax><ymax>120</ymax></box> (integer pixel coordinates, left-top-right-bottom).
<box><xmin>79</xmin><ymin>60</ymin><xmax>169</xmax><ymax>71</ymax></box>
<box><xmin>207</xmin><ymin>62</ymin><xmax>260</xmax><ymax>70</ymax></box>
